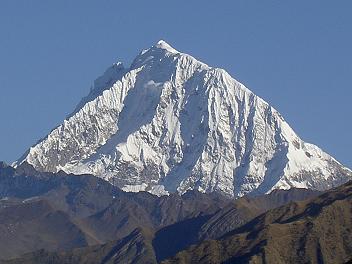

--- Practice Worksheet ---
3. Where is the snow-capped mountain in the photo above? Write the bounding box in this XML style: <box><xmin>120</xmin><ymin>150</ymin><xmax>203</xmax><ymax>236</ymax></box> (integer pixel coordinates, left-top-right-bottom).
<box><xmin>16</xmin><ymin>40</ymin><xmax>352</xmax><ymax>197</ymax></box>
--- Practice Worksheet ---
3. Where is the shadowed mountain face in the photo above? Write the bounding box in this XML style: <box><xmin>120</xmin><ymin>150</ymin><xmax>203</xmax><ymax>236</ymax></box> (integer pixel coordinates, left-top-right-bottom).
<box><xmin>0</xmin><ymin>163</ymin><xmax>228</xmax><ymax>260</ymax></box>
<box><xmin>163</xmin><ymin>181</ymin><xmax>352</xmax><ymax>264</ymax></box>
<box><xmin>152</xmin><ymin>188</ymin><xmax>321</xmax><ymax>262</ymax></box>
<box><xmin>2</xmin><ymin>228</ymin><xmax>157</xmax><ymax>264</ymax></box>
<box><xmin>3</xmin><ymin>175</ymin><xmax>352</xmax><ymax>264</ymax></box>
<box><xmin>0</xmin><ymin>199</ymin><xmax>87</xmax><ymax>260</ymax></box>
<box><xmin>0</xmin><ymin>163</ymin><xmax>325</xmax><ymax>263</ymax></box>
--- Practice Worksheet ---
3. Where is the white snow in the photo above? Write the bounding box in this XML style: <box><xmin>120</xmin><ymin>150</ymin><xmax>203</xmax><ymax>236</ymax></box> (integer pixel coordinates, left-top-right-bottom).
<box><xmin>155</xmin><ymin>40</ymin><xmax>179</xmax><ymax>53</ymax></box>
<box><xmin>121</xmin><ymin>183</ymin><xmax>148</xmax><ymax>193</ymax></box>
<box><xmin>149</xmin><ymin>185</ymin><xmax>170</xmax><ymax>197</ymax></box>
<box><xmin>16</xmin><ymin>40</ymin><xmax>352</xmax><ymax>197</ymax></box>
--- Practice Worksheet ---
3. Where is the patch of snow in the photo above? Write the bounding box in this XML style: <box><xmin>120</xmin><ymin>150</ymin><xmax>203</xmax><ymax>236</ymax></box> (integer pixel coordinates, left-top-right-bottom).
<box><xmin>121</xmin><ymin>183</ymin><xmax>148</xmax><ymax>193</ymax></box>
<box><xmin>149</xmin><ymin>185</ymin><xmax>169</xmax><ymax>197</ymax></box>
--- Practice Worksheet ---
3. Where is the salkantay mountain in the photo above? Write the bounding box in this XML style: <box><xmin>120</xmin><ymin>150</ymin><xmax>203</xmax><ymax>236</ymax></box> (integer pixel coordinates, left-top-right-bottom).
<box><xmin>16</xmin><ymin>40</ymin><xmax>352</xmax><ymax>197</ymax></box>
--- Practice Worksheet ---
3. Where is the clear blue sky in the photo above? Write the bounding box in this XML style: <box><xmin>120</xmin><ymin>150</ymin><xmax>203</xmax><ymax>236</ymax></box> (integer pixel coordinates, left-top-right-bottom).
<box><xmin>0</xmin><ymin>1</ymin><xmax>351</xmax><ymax>168</ymax></box>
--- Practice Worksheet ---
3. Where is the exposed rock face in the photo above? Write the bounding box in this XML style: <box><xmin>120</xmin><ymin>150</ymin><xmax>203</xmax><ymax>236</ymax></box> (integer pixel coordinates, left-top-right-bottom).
<box><xmin>16</xmin><ymin>40</ymin><xmax>352</xmax><ymax>197</ymax></box>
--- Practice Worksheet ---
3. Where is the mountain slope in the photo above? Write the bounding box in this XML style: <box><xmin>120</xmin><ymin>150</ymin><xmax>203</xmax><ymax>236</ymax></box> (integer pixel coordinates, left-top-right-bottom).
<box><xmin>2</xmin><ymin>228</ymin><xmax>157</xmax><ymax>264</ymax></box>
<box><xmin>163</xmin><ymin>181</ymin><xmax>352</xmax><ymax>264</ymax></box>
<box><xmin>0</xmin><ymin>199</ymin><xmax>88</xmax><ymax>260</ymax></box>
<box><xmin>3</xmin><ymin>178</ymin><xmax>350</xmax><ymax>264</ymax></box>
<box><xmin>16</xmin><ymin>40</ymin><xmax>352</xmax><ymax>197</ymax></box>
<box><xmin>152</xmin><ymin>188</ymin><xmax>320</xmax><ymax>261</ymax></box>
<box><xmin>0</xmin><ymin>163</ymin><xmax>229</xmax><ymax>259</ymax></box>
<box><xmin>0</xmin><ymin>164</ymin><xmax>321</xmax><ymax>261</ymax></box>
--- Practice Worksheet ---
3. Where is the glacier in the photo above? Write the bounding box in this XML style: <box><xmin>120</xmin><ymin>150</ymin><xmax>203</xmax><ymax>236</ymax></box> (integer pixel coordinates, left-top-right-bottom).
<box><xmin>16</xmin><ymin>40</ymin><xmax>352</xmax><ymax>197</ymax></box>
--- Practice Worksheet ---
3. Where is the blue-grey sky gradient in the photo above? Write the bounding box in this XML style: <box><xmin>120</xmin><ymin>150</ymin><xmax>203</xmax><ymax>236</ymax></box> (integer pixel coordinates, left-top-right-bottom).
<box><xmin>0</xmin><ymin>1</ymin><xmax>351</xmax><ymax>168</ymax></box>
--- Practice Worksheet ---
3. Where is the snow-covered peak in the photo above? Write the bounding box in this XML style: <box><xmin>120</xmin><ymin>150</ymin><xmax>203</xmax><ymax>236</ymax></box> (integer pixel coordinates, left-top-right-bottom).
<box><xmin>130</xmin><ymin>40</ymin><xmax>180</xmax><ymax>69</ymax></box>
<box><xmin>155</xmin><ymin>40</ymin><xmax>179</xmax><ymax>53</ymax></box>
<box><xmin>17</xmin><ymin>41</ymin><xmax>352</xmax><ymax>197</ymax></box>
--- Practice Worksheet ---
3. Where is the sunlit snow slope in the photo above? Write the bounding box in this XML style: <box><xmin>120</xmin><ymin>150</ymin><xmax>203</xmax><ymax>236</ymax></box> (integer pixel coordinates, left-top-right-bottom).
<box><xmin>17</xmin><ymin>40</ymin><xmax>352</xmax><ymax>197</ymax></box>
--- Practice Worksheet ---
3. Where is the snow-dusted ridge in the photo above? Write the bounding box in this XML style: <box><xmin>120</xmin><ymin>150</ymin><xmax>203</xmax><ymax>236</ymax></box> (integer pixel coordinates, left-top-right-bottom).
<box><xmin>16</xmin><ymin>40</ymin><xmax>352</xmax><ymax>197</ymax></box>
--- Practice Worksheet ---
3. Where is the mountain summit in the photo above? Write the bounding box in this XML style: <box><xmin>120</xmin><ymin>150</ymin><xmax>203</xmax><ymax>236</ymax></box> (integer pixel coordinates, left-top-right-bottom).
<box><xmin>17</xmin><ymin>40</ymin><xmax>352</xmax><ymax>197</ymax></box>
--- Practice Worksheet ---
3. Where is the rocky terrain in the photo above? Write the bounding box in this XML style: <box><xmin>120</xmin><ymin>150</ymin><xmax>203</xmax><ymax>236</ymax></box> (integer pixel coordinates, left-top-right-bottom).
<box><xmin>1</xmin><ymin>163</ymin><xmax>341</xmax><ymax>263</ymax></box>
